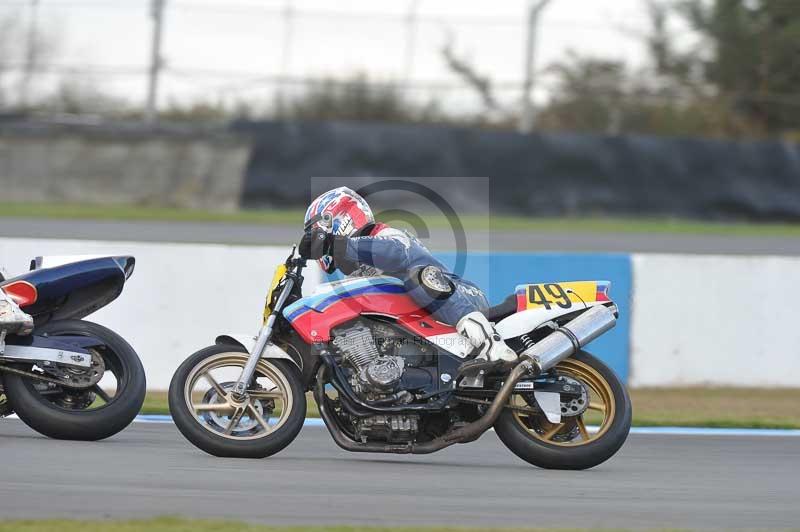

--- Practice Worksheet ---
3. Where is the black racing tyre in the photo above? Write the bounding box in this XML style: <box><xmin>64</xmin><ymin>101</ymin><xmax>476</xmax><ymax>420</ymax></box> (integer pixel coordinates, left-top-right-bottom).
<box><xmin>494</xmin><ymin>350</ymin><xmax>631</xmax><ymax>470</ymax></box>
<box><xmin>169</xmin><ymin>344</ymin><xmax>306</xmax><ymax>458</ymax></box>
<box><xmin>4</xmin><ymin>319</ymin><xmax>146</xmax><ymax>441</ymax></box>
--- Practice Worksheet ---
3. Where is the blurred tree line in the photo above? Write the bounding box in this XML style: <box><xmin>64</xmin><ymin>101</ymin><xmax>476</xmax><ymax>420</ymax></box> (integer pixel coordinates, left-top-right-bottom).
<box><xmin>1</xmin><ymin>0</ymin><xmax>799</xmax><ymax>140</ymax></box>
<box><xmin>537</xmin><ymin>0</ymin><xmax>800</xmax><ymax>139</ymax></box>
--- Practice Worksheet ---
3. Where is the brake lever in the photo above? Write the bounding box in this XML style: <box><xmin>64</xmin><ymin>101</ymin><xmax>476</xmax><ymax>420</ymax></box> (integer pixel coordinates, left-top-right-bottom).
<box><xmin>286</xmin><ymin>245</ymin><xmax>297</xmax><ymax>265</ymax></box>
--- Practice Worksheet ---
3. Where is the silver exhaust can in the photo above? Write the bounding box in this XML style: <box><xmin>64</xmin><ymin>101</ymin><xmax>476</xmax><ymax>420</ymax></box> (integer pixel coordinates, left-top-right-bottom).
<box><xmin>520</xmin><ymin>304</ymin><xmax>617</xmax><ymax>372</ymax></box>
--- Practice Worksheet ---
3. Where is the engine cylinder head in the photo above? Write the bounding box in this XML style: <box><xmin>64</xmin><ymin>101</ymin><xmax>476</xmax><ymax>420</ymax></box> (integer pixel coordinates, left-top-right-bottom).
<box><xmin>332</xmin><ymin>325</ymin><xmax>380</xmax><ymax>369</ymax></box>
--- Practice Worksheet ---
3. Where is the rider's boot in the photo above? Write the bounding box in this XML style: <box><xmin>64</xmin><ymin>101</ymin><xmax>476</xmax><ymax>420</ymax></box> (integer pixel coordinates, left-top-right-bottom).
<box><xmin>0</xmin><ymin>289</ymin><xmax>34</xmax><ymax>338</ymax></box>
<box><xmin>456</xmin><ymin>311</ymin><xmax>517</xmax><ymax>375</ymax></box>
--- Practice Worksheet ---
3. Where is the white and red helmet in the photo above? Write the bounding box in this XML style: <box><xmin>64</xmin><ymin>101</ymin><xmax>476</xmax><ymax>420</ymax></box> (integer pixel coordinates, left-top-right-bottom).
<box><xmin>304</xmin><ymin>187</ymin><xmax>374</xmax><ymax>271</ymax></box>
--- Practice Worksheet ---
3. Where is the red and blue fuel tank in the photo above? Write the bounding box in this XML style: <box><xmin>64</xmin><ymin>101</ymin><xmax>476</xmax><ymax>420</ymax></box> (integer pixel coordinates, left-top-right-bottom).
<box><xmin>282</xmin><ymin>276</ymin><xmax>457</xmax><ymax>344</ymax></box>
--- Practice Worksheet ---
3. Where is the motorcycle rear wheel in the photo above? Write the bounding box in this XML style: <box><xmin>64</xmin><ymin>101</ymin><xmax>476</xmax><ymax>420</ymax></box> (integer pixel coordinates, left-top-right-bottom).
<box><xmin>3</xmin><ymin>319</ymin><xmax>146</xmax><ymax>440</ymax></box>
<box><xmin>494</xmin><ymin>350</ymin><xmax>631</xmax><ymax>470</ymax></box>
<box><xmin>169</xmin><ymin>345</ymin><xmax>306</xmax><ymax>458</ymax></box>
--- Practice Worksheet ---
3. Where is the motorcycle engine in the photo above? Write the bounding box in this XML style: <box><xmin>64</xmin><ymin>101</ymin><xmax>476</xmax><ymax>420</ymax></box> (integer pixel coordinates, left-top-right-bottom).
<box><xmin>331</xmin><ymin>321</ymin><xmax>436</xmax><ymax>442</ymax></box>
<box><xmin>331</xmin><ymin>323</ymin><xmax>406</xmax><ymax>400</ymax></box>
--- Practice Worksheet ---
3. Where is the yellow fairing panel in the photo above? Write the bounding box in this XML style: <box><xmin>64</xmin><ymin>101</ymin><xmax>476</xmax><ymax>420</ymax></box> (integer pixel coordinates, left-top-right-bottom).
<box><xmin>263</xmin><ymin>263</ymin><xmax>287</xmax><ymax>322</ymax></box>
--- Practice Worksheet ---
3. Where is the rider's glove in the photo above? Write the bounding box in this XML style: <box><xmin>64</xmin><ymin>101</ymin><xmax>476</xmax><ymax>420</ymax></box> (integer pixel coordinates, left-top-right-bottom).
<box><xmin>298</xmin><ymin>228</ymin><xmax>333</xmax><ymax>259</ymax></box>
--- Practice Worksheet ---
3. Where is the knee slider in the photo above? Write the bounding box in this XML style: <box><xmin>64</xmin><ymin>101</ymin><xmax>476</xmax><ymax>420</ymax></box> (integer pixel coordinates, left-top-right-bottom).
<box><xmin>405</xmin><ymin>265</ymin><xmax>456</xmax><ymax>312</ymax></box>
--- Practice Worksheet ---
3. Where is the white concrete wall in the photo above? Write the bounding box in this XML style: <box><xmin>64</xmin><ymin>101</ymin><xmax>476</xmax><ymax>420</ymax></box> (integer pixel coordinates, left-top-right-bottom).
<box><xmin>631</xmin><ymin>253</ymin><xmax>800</xmax><ymax>387</ymax></box>
<box><xmin>0</xmin><ymin>238</ymin><xmax>322</xmax><ymax>389</ymax></box>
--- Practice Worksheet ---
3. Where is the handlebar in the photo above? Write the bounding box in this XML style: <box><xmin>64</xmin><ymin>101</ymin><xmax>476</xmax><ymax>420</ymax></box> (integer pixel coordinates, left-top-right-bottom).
<box><xmin>282</xmin><ymin>244</ymin><xmax>308</xmax><ymax>279</ymax></box>
<box><xmin>286</xmin><ymin>246</ymin><xmax>307</xmax><ymax>275</ymax></box>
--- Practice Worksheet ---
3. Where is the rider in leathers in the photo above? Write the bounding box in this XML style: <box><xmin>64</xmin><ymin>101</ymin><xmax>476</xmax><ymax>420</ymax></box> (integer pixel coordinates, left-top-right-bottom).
<box><xmin>298</xmin><ymin>187</ymin><xmax>517</xmax><ymax>369</ymax></box>
<box><xmin>0</xmin><ymin>288</ymin><xmax>34</xmax><ymax>338</ymax></box>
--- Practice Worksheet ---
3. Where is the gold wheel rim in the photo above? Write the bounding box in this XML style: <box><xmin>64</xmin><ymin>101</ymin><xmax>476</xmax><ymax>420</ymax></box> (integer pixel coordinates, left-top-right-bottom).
<box><xmin>183</xmin><ymin>352</ymin><xmax>293</xmax><ymax>441</ymax></box>
<box><xmin>511</xmin><ymin>358</ymin><xmax>616</xmax><ymax>447</ymax></box>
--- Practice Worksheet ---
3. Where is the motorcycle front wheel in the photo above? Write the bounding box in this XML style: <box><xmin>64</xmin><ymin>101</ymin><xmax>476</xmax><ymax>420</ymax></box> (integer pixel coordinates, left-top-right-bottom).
<box><xmin>169</xmin><ymin>345</ymin><xmax>306</xmax><ymax>458</ymax></box>
<box><xmin>494</xmin><ymin>350</ymin><xmax>632</xmax><ymax>470</ymax></box>
<box><xmin>3</xmin><ymin>319</ymin><xmax>146</xmax><ymax>440</ymax></box>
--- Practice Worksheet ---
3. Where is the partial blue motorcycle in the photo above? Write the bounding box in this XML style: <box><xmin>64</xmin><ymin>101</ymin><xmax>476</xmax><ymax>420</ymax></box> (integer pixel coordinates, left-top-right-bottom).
<box><xmin>0</xmin><ymin>256</ymin><xmax>145</xmax><ymax>440</ymax></box>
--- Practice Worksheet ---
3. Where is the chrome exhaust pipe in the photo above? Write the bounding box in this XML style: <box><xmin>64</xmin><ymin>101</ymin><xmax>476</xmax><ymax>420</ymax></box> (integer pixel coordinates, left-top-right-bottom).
<box><xmin>520</xmin><ymin>305</ymin><xmax>617</xmax><ymax>373</ymax></box>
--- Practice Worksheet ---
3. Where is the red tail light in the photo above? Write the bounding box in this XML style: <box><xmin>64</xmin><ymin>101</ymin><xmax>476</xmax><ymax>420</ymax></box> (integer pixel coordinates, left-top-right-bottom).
<box><xmin>2</xmin><ymin>281</ymin><xmax>38</xmax><ymax>307</ymax></box>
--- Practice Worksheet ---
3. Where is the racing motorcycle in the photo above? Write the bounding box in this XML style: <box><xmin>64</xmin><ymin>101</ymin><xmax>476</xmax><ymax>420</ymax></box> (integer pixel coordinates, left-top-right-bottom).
<box><xmin>169</xmin><ymin>247</ymin><xmax>631</xmax><ymax>469</ymax></box>
<box><xmin>0</xmin><ymin>256</ymin><xmax>146</xmax><ymax>440</ymax></box>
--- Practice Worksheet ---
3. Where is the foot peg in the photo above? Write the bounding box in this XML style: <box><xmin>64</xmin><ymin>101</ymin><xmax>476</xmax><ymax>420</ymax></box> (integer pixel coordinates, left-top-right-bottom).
<box><xmin>457</xmin><ymin>358</ymin><xmax>515</xmax><ymax>379</ymax></box>
<box><xmin>457</xmin><ymin>357</ymin><xmax>498</xmax><ymax>377</ymax></box>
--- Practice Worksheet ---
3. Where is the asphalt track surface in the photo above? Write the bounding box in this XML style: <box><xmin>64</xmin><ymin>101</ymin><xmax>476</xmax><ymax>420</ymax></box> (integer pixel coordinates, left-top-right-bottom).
<box><xmin>2</xmin><ymin>217</ymin><xmax>800</xmax><ymax>255</ymax></box>
<box><xmin>1</xmin><ymin>419</ymin><xmax>798</xmax><ymax>529</ymax></box>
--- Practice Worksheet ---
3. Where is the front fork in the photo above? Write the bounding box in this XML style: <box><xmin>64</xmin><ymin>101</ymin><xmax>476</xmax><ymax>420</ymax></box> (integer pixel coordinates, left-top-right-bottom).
<box><xmin>230</xmin><ymin>277</ymin><xmax>296</xmax><ymax>400</ymax></box>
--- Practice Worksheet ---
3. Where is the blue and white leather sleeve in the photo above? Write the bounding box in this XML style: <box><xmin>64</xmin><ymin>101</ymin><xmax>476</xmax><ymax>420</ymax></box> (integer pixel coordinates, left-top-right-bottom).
<box><xmin>342</xmin><ymin>229</ymin><xmax>413</xmax><ymax>274</ymax></box>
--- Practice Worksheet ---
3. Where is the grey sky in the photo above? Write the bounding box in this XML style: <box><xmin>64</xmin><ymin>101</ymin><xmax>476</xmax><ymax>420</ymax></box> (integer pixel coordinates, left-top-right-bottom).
<box><xmin>3</xmin><ymin>0</ymin><xmax>690</xmax><ymax>112</ymax></box>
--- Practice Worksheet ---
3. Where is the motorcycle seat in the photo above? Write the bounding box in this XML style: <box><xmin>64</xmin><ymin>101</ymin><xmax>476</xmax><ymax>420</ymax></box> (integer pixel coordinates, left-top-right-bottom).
<box><xmin>483</xmin><ymin>294</ymin><xmax>516</xmax><ymax>323</ymax></box>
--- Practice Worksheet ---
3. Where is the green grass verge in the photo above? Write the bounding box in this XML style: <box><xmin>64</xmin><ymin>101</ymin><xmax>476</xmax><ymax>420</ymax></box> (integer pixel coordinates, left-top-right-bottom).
<box><xmin>0</xmin><ymin>203</ymin><xmax>303</xmax><ymax>225</ymax></box>
<box><xmin>141</xmin><ymin>387</ymin><xmax>800</xmax><ymax>429</ymax></box>
<box><xmin>3</xmin><ymin>202</ymin><xmax>800</xmax><ymax>236</ymax></box>
<box><xmin>627</xmin><ymin>387</ymin><xmax>800</xmax><ymax>429</ymax></box>
<box><xmin>0</xmin><ymin>517</ymin><xmax>709</xmax><ymax>532</ymax></box>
